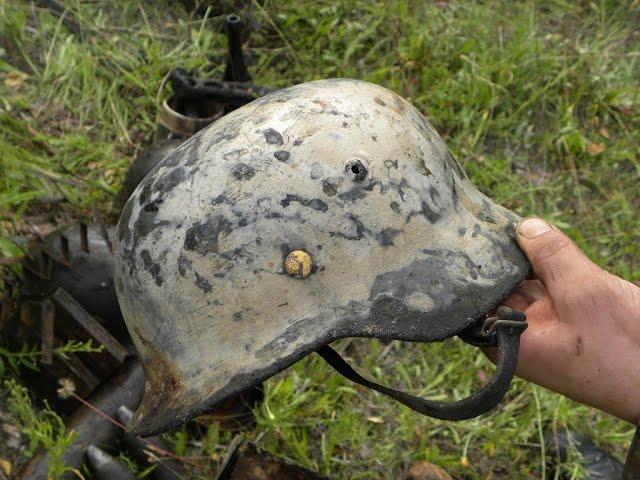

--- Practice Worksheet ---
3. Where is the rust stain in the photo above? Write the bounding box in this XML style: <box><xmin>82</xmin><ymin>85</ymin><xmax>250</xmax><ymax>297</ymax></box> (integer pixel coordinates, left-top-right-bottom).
<box><xmin>133</xmin><ymin>326</ymin><xmax>185</xmax><ymax>418</ymax></box>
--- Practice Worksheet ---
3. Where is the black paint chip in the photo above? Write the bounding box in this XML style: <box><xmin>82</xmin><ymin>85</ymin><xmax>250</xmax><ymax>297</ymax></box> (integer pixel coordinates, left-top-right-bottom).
<box><xmin>231</xmin><ymin>163</ymin><xmax>256</xmax><ymax>180</ymax></box>
<box><xmin>263</xmin><ymin>128</ymin><xmax>284</xmax><ymax>146</ymax></box>
<box><xmin>274</xmin><ymin>150</ymin><xmax>290</xmax><ymax>162</ymax></box>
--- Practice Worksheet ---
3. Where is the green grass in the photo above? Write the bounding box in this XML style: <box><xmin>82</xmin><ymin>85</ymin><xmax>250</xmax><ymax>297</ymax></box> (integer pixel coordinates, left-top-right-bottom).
<box><xmin>4</xmin><ymin>379</ymin><xmax>76</xmax><ymax>479</ymax></box>
<box><xmin>1</xmin><ymin>0</ymin><xmax>639</xmax><ymax>478</ymax></box>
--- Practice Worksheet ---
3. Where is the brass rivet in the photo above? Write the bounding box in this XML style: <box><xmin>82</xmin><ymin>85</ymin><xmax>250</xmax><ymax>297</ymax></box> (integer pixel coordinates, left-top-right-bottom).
<box><xmin>284</xmin><ymin>250</ymin><xmax>313</xmax><ymax>278</ymax></box>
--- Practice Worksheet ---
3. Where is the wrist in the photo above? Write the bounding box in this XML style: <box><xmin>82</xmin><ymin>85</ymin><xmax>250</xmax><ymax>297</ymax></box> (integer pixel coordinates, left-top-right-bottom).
<box><xmin>604</xmin><ymin>277</ymin><xmax>640</xmax><ymax>424</ymax></box>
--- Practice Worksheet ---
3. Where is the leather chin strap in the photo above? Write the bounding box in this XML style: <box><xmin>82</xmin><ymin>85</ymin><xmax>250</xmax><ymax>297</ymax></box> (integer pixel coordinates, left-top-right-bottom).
<box><xmin>317</xmin><ymin>305</ymin><xmax>640</xmax><ymax>476</ymax></box>
<box><xmin>317</xmin><ymin>307</ymin><xmax>527</xmax><ymax>421</ymax></box>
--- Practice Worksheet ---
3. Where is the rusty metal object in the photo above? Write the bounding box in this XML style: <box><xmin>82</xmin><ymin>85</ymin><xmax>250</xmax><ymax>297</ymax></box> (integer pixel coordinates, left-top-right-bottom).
<box><xmin>9</xmin><ymin>13</ymin><xmax>277</xmax><ymax>477</ymax></box>
<box><xmin>215</xmin><ymin>438</ymin><xmax>330</xmax><ymax>480</ymax></box>
<box><xmin>545</xmin><ymin>427</ymin><xmax>624</xmax><ymax>479</ymax></box>
<box><xmin>51</xmin><ymin>288</ymin><xmax>128</xmax><ymax>367</ymax></box>
<box><xmin>154</xmin><ymin>71</ymin><xmax>273</xmax><ymax>141</ymax></box>
<box><xmin>115</xmin><ymin>79</ymin><xmax>530</xmax><ymax>436</ymax></box>
<box><xmin>156</xmin><ymin>14</ymin><xmax>270</xmax><ymax>141</ymax></box>
<box><xmin>154</xmin><ymin>73</ymin><xmax>274</xmax><ymax>141</ymax></box>
<box><xmin>8</xmin><ymin>223</ymin><xmax>125</xmax><ymax>339</ymax></box>
<box><xmin>223</xmin><ymin>14</ymin><xmax>251</xmax><ymax>83</ymax></box>
<box><xmin>158</xmin><ymin>95</ymin><xmax>222</xmax><ymax>139</ymax></box>
<box><xmin>85</xmin><ymin>445</ymin><xmax>136</xmax><ymax>480</ymax></box>
<box><xmin>40</xmin><ymin>299</ymin><xmax>54</xmax><ymax>365</ymax></box>
<box><xmin>118</xmin><ymin>14</ymin><xmax>273</xmax><ymax>207</ymax></box>
<box><xmin>116</xmin><ymin>406</ymin><xmax>186</xmax><ymax>480</ymax></box>
<box><xmin>7</xmin><ymin>215</ymin><xmax>259</xmax><ymax>474</ymax></box>
<box><xmin>2</xmin><ymin>222</ymin><xmax>131</xmax><ymax>414</ymax></box>
<box><xmin>20</xmin><ymin>359</ymin><xmax>144</xmax><ymax>480</ymax></box>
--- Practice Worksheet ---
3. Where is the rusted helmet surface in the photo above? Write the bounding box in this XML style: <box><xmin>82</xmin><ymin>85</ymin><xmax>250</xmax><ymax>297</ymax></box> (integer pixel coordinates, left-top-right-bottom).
<box><xmin>114</xmin><ymin>79</ymin><xmax>530</xmax><ymax>436</ymax></box>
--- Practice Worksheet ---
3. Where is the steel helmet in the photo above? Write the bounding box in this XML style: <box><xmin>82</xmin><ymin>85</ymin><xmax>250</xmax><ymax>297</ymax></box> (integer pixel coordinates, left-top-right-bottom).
<box><xmin>114</xmin><ymin>78</ymin><xmax>529</xmax><ymax>436</ymax></box>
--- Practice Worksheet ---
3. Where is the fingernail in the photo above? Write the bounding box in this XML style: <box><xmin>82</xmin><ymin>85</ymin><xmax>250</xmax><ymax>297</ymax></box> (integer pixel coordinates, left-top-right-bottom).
<box><xmin>517</xmin><ymin>218</ymin><xmax>551</xmax><ymax>239</ymax></box>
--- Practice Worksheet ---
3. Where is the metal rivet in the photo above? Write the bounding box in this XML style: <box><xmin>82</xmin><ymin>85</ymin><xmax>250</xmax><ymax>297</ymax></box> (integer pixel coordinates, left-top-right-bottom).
<box><xmin>284</xmin><ymin>250</ymin><xmax>313</xmax><ymax>279</ymax></box>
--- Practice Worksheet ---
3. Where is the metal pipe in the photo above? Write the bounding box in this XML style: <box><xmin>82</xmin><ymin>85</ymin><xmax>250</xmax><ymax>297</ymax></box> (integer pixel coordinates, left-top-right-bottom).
<box><xmin>223</xmin><ymin>14</ymin><xmax>252</xmax><ymax>83</ymax></box>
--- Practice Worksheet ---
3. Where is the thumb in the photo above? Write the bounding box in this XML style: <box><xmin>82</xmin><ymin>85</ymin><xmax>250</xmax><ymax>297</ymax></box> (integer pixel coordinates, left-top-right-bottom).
<box><xmin>516</xmin><ymin>218</ymin><xmax>600</xmax><ymax>297</ymax></box>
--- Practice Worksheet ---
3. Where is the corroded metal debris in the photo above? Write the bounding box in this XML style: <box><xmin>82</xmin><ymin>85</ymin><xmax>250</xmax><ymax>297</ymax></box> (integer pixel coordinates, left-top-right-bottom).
<box><xmin>85</xmin><ymin>445</ymin><xmax>137</xmax><ymax>480</ymax></box>
<box><xmin>116</xmin><ymin>406</ymin><xmax>186</xmax><ymax>480</ymax></box>
<box><xmin>20</xmin><ymin>360</ymin><xmax>144</xmax><ymax>479</ymax></box>
<box><xmin>6</xmin><ymin>13</ymin><xmax>270</xmax><ymax>479</ymax></box>
<box><xmin>118</xmin><ymin>13</ymin><xmax>274</xmax><ymax>207</ymax></box>
<box><xmin>215</xmin><ymin>437</ymin><xmax>330</xmax><ymax>480</ymax></box>
<box><xmin>1</xmin><ymin>223</ymin><xmax>131</xmax><ymax>414</ymax></box>
<box><xmin>545</xmin><ymin>427</ymin><xmax>623</xmax><ymax>479</ymax></box>
<box><xmin>4</xmin><ymin>222</ymin><xmax>123</xmax><ymax>337</ymax></box>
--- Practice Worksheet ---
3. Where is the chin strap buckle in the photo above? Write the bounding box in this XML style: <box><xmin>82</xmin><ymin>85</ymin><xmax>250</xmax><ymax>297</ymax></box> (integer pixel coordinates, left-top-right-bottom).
<box><xmin>458</xmin><ymin>306</ymin><xmax>527</xmax><ymax>348</ymax></box>
<box><xmin>483</xmin><ymin>306</ymin><xmax>528</xmax><ymax>335</ymax></box>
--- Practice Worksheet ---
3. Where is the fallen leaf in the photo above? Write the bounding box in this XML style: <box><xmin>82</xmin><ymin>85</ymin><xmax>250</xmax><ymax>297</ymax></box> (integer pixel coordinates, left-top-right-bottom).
<box><xmin>366</xmin><ymin>416</ymin><xmax>384</xmax><ymax>424</ymax></box>
<box><xmin>0</xmin><ymin>459</ymin><xmax>11</xmax><ymax>476</ymax></box>
<box><xmin>405</xmin><ymin>460</ymin><xmax>452</xmax><ymax>480</ymax></box>
<box><xmin>599</xmin><ymin>128</ymin><xmax>610</xmax><ymax>139</ymax></box>
<box><xmin>586</xmin><ymin>142</ymin><xmax>605</xmax><ymax>156</ymax></box>
<box><xmin>3</xmin><ymin>71</ymin><xmax>27</xmax><ymax>87</ymax></box>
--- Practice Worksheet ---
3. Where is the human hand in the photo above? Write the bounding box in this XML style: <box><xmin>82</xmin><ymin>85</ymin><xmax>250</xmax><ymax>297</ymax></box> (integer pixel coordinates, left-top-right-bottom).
<box><xmin>488</xmin><ymin>218</ymin><xmax>640</xmax><ymax>423</ymax></box>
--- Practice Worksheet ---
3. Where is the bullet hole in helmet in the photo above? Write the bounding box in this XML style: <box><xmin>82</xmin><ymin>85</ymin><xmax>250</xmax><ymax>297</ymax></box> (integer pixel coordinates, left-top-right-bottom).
<box><xmin>345</xmin><ymin>159</ymin><xmax>368</xmax><ymax>182</ymax></box>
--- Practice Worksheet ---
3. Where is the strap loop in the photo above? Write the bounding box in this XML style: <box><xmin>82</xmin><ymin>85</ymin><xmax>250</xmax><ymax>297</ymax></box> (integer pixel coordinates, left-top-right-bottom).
<box><xmin>317</xmin><ymin>308</ymin><xmax>526</xmax><ymax>421</ymax></box>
